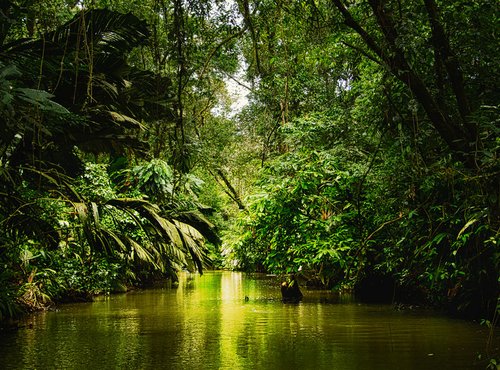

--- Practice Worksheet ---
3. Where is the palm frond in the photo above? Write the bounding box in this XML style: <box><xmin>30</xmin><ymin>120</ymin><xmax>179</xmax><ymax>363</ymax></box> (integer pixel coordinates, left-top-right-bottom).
<box><xmin>45</xmin><ymin>9</ymin><xmax>150</xmax><ymax>55</ymax></box>
<box><xmin>0</xmin><ymin>9</ymin><xmax>170</xmax><ymax>163</ymax></box>
<box><xmin>106</xmin><ymin>198</ymin><xmax>213</xmax><ymax>273</ymax></box>
<box><xmin>123</xmin><ymin>236</ymin><xmax>161</xmax><ymax>270</ymax></box>
<box><xmin>175</xmin><ymin>211</ymin><xmax>221</xmax><ymax>245</ymax></box>
<box><xmin>174</xmin><ymin>220</ymin><xmax>209</xmax><ymax>274</ymax></box>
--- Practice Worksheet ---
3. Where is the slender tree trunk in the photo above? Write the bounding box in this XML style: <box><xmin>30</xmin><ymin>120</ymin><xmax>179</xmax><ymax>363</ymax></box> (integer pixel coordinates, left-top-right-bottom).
<box><xmin>212</xmin><ymin>169</ymin><xmax>246</xmax><ymax>210</ymax></box>
<box><xmin>174</xmin><ymin>0</ymin><xmax>185</xmax><ymax>147</ymax></box>
<box><xmin>237</xmin><ymin>0</ymin><xmax>261</xmax><ymax>75</ymax></box>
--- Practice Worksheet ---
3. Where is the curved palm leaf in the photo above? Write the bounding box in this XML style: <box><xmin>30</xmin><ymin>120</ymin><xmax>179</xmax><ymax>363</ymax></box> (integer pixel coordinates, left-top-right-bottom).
<box><xmin>0</xmin><ymin>164</ymin><xmax>82</xmax><ymax>249</ymax></box>
<box><xmin>43</xmin><ymin>9</ymin><xmax>150</xmax><ymax>55</ymax></box>
<box><xmin>106</xmin><ymin>198</ymin><xmax>213</xmax><ymax>274</ymax></box>
<box><xmin>175</xmin><ymin>211</ymin><xmax>221</xmax><ymax>245</ymax></box>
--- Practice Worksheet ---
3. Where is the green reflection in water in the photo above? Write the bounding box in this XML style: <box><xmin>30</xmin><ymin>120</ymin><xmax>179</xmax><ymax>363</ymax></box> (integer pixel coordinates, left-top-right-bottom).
<box><xmin>0</xmin><ymin>271</ymin><xmax>498</xmax><ymax>369</ymax></box>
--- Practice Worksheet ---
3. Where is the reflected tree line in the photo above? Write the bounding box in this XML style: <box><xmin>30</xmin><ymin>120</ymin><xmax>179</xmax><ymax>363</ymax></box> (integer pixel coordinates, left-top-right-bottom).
<box><xmin>0</xmin><ymin>272</ymin><xmax>493</xmax><ymax>368</ymax></box>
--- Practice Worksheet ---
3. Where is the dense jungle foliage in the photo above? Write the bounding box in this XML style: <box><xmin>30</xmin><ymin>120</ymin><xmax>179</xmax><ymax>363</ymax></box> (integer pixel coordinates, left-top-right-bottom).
<box><xmin>0</xmin><ymin>0</ymin><xmax>498</xmax><ymax>325</ymax></box>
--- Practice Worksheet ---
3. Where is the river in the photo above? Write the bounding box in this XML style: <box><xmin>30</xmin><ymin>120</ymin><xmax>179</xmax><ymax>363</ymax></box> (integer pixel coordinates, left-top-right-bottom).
<box><xmin>0</xmin><ymin>271</ymin><xmax>498</xmax><ymax>369</ymax></box>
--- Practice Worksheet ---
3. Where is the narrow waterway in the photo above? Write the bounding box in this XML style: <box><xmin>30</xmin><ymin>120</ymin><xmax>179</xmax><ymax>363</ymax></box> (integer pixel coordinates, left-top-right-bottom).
<box><xmin>0</xmin><ymin>271</ymin><xmax>497</xmax><ymax>369</ymax></box>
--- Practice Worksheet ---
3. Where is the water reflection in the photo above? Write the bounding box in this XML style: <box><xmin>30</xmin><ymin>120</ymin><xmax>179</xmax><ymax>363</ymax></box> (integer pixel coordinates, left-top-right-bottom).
<box><xmin>0</xmin><ymin>271</ymin><xmax>498</xmax><ymax>369</ymax></box>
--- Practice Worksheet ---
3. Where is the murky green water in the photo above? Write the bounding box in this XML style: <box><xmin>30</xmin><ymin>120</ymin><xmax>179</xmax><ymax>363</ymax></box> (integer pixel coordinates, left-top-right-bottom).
<box><xmin>0</xmin><ymin>271</ymin><xmax>498</xmax><ymax>369</ymax></box>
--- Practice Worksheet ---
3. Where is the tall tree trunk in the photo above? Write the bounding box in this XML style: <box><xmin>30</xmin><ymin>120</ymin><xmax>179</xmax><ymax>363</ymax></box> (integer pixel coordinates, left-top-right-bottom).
<box><xmin>423</xmin><ymin>0</ymin><xmax>476</xmax><ymax>142</ymax></box>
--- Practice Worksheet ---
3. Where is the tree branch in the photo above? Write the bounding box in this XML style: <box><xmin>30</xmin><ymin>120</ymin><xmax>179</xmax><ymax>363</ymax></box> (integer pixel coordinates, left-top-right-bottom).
<box><xmin>199</xmin><ymin>27</ymin><xmax>247</xmax><ymax>81</ymax></box>
<box><xmin>212</xmin><ymin>169</ymin><xmax>246</xmax><ymax>210</ymax></box>
<box><xmin>367</xmin><ymin>0</ymin><xmax>468</xmax><ymax>154</ymax></box>
<box><xmin>222</xmin><ymin>71</ymin><xmax>254</xmax><ymax>92</ymax></box>
<box><xmin>331</xmin><ymin>0</ymin><xmax>385</xmax><ymax>61</ymax></box>
<box><xmin>364</xmin><ymin>213</ymin><xmax>404</xmax><ymax>242</ymax></box>
<box><xmin>340</xmin><ymin>41</ymin><xmax>382</xmax><ymax>65</ymax></box>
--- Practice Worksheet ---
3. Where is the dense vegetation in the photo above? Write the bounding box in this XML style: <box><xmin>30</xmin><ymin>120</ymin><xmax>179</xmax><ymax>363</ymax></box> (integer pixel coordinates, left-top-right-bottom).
<box><xmin>0</xmin><ymin>0</ymin><xmax>498</xmax><ymax>328</ymax></box>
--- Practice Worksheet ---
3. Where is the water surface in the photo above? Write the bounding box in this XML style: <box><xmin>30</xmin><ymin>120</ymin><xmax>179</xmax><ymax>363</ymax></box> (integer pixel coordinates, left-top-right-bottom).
<box><xmin>0</xmin><ymin>271</ymin><xmax>497</xmax><ymax>369</ymax></box>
